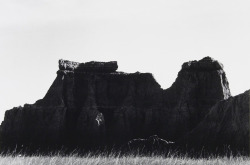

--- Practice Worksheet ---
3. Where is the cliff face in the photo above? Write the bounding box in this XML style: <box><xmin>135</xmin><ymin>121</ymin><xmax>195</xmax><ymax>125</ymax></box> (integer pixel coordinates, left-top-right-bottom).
<box><xmin>182</xmin><ymin>90</ymin><xmax>249</xmax><ymax>151</ymax></box>
<box><xmin>0</xmin><ymin>57</ymin><xmax>232</xmax><ymax>149</ymax></box>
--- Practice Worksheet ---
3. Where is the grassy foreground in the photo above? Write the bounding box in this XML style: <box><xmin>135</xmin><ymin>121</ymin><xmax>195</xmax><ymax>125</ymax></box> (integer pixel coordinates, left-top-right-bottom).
<box><xmin>0</xmin><ymin>154</ymin><xmax>249</xmax><ymax>165</ymax></box>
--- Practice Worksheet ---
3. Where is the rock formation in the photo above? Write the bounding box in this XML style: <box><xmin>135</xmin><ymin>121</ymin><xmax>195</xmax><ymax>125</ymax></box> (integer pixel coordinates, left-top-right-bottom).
<box><xmin>0</xmin><ymin>57</ymin><xmax>234</xmax><ymax>151</ymax></box>
<box><xmin>160</xmin><ymin>57</ymin><xmax>231</xmax><ymax>140</ymax></box>
<box><xmin>181</xmin><ymin>90</ymin><xmax>249</xmax><ymax>151</ymax></box>
<box><xmin>128</xmin><ymin>135</ymin><xmax>174</xmax><ymax>153</ymax></box>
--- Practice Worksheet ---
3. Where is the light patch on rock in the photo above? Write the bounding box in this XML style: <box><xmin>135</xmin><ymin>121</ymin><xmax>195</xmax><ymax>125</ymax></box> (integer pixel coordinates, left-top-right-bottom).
<box><xmin>95</xmin><ymin>113</ymin><xmax>104</xmax><ymax>126</ymax></box>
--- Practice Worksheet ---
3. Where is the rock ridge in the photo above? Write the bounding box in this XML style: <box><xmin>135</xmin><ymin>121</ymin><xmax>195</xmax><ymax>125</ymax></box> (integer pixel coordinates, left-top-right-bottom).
<box><xmin>181</xmin><ymin>90</ymin><xmax>249</xmax><ymax>151</ymax></box>
<box><xmin>182</xmin><ymin>56</ymin><xmax>223</xmax><ymax>71</ymax></box>
<box><xmin>1</xmin><ymin>57</ymin><xmax>237</xmax><ymax>151</ymax></box>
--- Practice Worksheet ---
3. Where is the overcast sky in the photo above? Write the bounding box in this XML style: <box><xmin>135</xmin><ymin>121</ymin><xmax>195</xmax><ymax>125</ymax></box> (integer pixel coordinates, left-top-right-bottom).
<box><xmin>0</xmin><ymin>0</ymin><xmax>250</xmax><ymax>122</ymax></box>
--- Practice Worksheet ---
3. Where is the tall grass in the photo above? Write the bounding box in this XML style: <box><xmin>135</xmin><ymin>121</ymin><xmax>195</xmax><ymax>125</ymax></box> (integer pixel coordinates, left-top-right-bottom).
<box><xmin>0</xmin><ymin>152</ymin><xmax>249</xmax><ymax>165</ymax></box>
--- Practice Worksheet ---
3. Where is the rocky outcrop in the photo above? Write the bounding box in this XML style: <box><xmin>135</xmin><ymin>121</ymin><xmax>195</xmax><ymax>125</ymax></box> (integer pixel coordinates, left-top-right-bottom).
<box><xmin>160</xmin><ymin>57</ymin><xmax>231</xmax><ymax>140</ymax></box>
<box><xmin>76</xmin><ymin>61</ymin><xmax>118</xmax><ymax>73</ymax></box>
<box><xmin>128</xmin><ymin>135</ymin><xmax>174</xmax><ymax>152</ymax></box>
<box><xmin>59</xmin><ymin>59</ymin><xmax>79</xmax><ymax>71</ymax></box>
<box><xmin>181</xmin><ymin>90</ymin><xmax>249</xmax><ymax>151</ymax></box>
<box><xmin>0</xmin><ymin>57</ymin><xmax>232</xmax><ymax>150</ymax></box>
<box><xmin>58</xmin><ymin>59</ymin><xmax>118</xmax><ymax>72</ymax></box>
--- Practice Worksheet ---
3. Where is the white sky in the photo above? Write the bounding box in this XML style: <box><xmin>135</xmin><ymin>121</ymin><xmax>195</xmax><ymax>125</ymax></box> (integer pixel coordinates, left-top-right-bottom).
<box><xmin>0</xmin><ymin>0</ymin><xmax>250</xmax><ymax>122</ymax></box>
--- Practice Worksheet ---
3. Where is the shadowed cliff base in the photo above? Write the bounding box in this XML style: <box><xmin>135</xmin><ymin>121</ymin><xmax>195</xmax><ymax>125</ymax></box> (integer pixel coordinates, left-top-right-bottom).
<box><xmin>0</xmin><ymin>57</ymin><xmax>248</xmax><ymax>155</ymax></box>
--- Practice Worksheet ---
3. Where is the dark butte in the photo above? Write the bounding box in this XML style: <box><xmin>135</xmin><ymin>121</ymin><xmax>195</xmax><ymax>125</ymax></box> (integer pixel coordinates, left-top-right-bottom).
<box><xmin>1</xmin><ymin>57</ymin><xmax>248</xmax><ymax>152</ymax></box>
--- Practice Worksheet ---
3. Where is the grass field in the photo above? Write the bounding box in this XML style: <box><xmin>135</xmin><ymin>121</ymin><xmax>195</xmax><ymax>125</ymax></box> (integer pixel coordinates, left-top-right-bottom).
<box><xmin>0</xmin><ymin>154</ymin><xmax>249</xmax><ymax>165</ymax></box>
